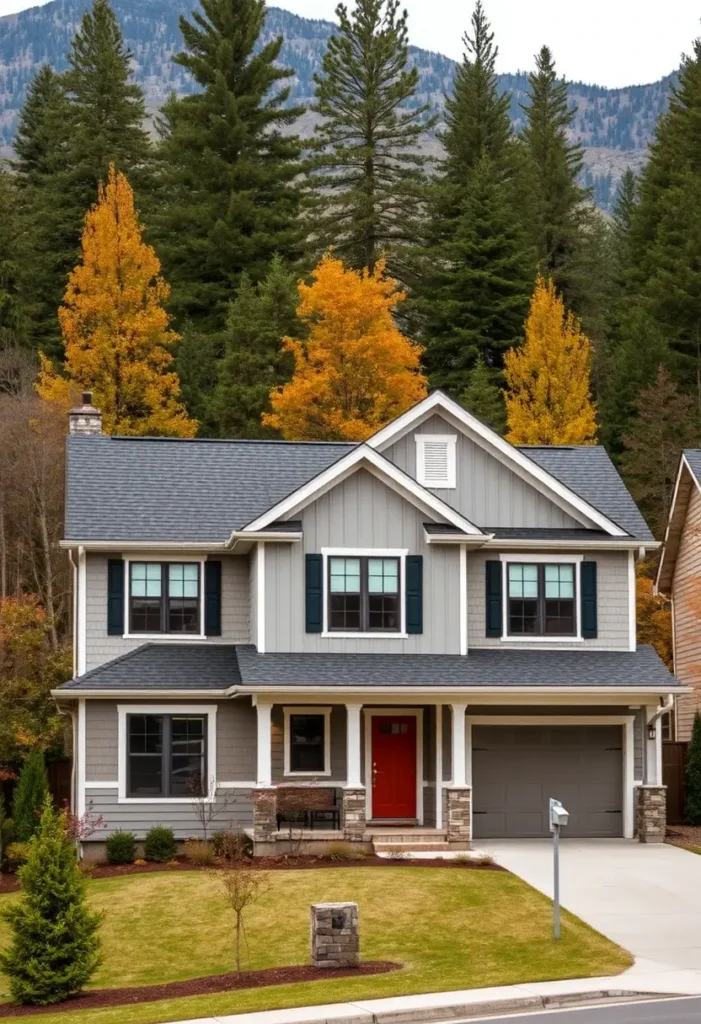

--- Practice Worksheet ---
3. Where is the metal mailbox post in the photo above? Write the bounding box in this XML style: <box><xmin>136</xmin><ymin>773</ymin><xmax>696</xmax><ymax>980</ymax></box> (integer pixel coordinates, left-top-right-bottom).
<box><xmin>549</xmin><ymin>798</ymin><xmax>569</xmax><ymax>940</ymax></box>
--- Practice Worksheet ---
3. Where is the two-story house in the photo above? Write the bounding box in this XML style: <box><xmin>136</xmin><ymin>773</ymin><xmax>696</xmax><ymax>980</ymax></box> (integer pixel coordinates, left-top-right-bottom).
<box><xmin>54</xmin><ymin>391</ymin><xmax>684</xmax><ymax>857</ymax></box>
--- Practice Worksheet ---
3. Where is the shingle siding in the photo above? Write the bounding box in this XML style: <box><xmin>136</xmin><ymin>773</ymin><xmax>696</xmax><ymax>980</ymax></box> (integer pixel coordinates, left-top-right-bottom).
<box><xmin>672</xmin><ymin>484</ymin><xmax>701</xmax><ymax>739</ymax></box>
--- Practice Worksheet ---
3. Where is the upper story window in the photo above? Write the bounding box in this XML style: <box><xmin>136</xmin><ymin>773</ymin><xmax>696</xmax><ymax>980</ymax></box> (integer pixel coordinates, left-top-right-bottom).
<box><xmin>507</xmin><ymin>562</ymin><xmax>576</xmax><ymax>637</ymax></box>
<box><xmin>129</xmin><ymin>562</ymin><xmax>200</xmax><ymax>634</ymax></box>
<box><xmin>416</xmin><ymin>434</ymin><xmax>457</xmax><ymax>489</ymax></box>
<box><xmin>127</xmin><ymin>713</ymin><xmax>206</xmax><ymax>798</ymax></box>
<box><xmin>328</xmin><ymin>556</ymin><xmax>400</xmax><ymax>632</ymax></box>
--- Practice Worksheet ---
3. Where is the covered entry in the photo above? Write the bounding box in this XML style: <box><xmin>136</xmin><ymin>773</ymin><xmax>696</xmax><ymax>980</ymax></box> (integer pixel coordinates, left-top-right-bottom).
<box><xmin>470</xmin><ymin>718</ymin><xmax>630</xmax><ymax>839</ymax></box>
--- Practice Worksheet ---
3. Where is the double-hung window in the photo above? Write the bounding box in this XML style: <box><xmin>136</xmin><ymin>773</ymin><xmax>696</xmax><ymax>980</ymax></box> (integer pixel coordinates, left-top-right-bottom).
<box><xmin>507</xmin><ymin>562</ymin><xmax>576</xmax><ymax>637</ymax></box>
<box><xmin>328</xmin><ymin>556</ymin><xmax>400</xmax><ymax>632</ymax></box>
<box><xmin>283</xmin><ymin>707</ymin><xmax>331</xmax><ymax>776</ymax></box>
<box><xmin>129</xmin><ymin>562</ymin><xmax>200</xmax><ymax>634</ymax></box>
<box><xmin>126</xmin><ymin>714</ymin><xmax>206</xmax><ymax>798</ymax></box>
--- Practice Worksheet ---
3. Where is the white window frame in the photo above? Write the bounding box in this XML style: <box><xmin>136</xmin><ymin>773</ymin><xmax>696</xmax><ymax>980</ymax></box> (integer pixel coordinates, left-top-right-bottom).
<box><xmin>499</xmin><ymin>553</ymin><xmax>583</xmax><ymax>643</ymax></box>
<box><xmin>320</xmin><ymin>547</ymin><xmax>409</xmax><ymax>639</ymax></box>
<box><xmin>415</xmin><ymin>434</ymin><xmax>457</xmax><ymax>489</ymax></box>
<box><xmin>117</xmin><ymin>703</ymin><xmax>218</xmax><ymax>804</ymax></box>
<box><xmin>283</xmin><ymin>706</ymin><xmax>332</xmax><ymax>777</ymax></box>
<box><xmin>123</xmin><ymin>556</ymin><xmax>207</xmax><ymax>640</ymax></box>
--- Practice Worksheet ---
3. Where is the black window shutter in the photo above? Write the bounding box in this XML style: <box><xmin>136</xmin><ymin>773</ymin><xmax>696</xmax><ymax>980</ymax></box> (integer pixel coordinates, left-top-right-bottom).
<box><xmin>485</xmin><ymin>560</ymin><xmax>502</xmax><ymax>637</ymax></box>
<box><xmin>406</xmin><ymin>555</ymin><xmax>423</xmax><ymax>634</ymax></box>
<box><xmin>581</xmin><ymin>561</ymin><xmax>598</xmax><ymax>639</ymax></box>
<box><xmin>306</xmin><ymin>554</ymin><xmax>323</xmax><ymax>633</ymax></box>
<box><xmin>205</xmin><ymin>561</ymin><xmax>222</xmax><ymax>636</ymax></box>
<box><xmin>107</xmin><ymin>559</ymin><xmax>125</xmax><ymax>636</ymax></box>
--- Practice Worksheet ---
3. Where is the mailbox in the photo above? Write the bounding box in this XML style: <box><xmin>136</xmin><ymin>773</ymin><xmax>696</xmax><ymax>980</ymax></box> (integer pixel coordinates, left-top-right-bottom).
<box><xmin>549</xmin><ymin>798</ymin><xmax>569</xmax><ymax>832</ymax></box>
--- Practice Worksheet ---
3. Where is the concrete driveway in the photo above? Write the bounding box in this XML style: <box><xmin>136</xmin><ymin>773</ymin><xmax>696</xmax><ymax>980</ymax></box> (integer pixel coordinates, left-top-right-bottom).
<box><xmin>474</xmin><ymin>839</ymin><xmax>701</xmax><ymax>983</ymax></box>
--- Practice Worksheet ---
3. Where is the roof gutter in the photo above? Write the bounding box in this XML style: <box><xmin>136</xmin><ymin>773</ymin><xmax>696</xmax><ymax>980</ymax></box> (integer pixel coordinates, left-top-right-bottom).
<box><xmin>60</xmin><ymin>541</ymin><xmax>228</xmax><ymax>552</ymax></box>
<box><xmin>483</xmin><ymin>539</ymin><xmax>657</xmax><ymax>551</ymax></box>
<box><xmin>51</xmin><ymin>688</ymin><xmax>231</xmax><ymax>699</ymax></box>
<box><xmin>643</xmin><ymin>693</ymin><xmax>675</xmax><ymax>784</ymax></box>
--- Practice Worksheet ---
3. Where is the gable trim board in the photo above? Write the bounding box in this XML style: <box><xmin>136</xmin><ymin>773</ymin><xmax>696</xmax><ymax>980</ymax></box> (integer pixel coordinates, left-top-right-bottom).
<box><xmin>656</xmin><ymin>451</ymin><xmax>701</xmax><ymax>593</ymax></box>
<box><xmin>241</xmin><ymin>444</ymin><xmax>485</xmax><ymax>537</ymax></box>
<box><xmin>367</xmin><ymin>392</ymin><xmax>629</xmax><ymax>538</ymax></box>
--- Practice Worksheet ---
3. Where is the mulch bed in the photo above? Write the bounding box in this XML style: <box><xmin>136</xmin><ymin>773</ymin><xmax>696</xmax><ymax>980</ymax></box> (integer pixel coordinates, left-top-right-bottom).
<box><xmin>0</xmin><ymin>962</ymin><xmax>399</xmax><ymax>1017</ymax></box>
<box><xmin>666</xmin><ymin>825</ymin><xmax>701</xmax><ymax>849</ymax></box>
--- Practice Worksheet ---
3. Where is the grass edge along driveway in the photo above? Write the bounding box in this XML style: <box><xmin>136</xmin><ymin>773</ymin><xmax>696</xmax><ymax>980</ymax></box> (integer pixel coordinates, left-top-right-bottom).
<box><xmin>0</xmin><ymin>866</ymin><xmax>632</xmax><ymax>1024</ymax></box>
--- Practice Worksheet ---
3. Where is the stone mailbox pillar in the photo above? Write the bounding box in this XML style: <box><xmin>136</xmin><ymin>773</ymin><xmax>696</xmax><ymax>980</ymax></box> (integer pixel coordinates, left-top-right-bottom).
<box><xmin>310</xmin><ymin>902</ymin><xmax>359</xmax><ymax>968</ymax></box>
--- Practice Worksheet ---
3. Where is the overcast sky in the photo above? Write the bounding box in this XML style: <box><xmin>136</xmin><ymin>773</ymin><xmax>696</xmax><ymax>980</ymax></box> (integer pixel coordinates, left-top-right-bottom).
<box><xmin>0</xmin><ymin>0</ymin><xmax>699</xmax><ymax>88</ymax></box>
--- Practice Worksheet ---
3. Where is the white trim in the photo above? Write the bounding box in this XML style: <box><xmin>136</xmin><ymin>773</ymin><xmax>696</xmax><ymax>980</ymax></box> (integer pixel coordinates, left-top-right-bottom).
<box><xmin>500</xmin><ymin>555</ymin><xmax>583</xmax><ymax>642</ymax></box>
<box><xmin>283</xmin><ymin>706</ymin><xmax>332</xmax><ymax>777</ymax></box>
<box><xmin>450</xmin><ymin>703</ymin><xmax>468</xmax><ymax>787</ymax></box>
<box><xmin>364</xmin><ymin>708</ymin><xmax>424</xmax><ymax>824</ymax></box>
<box><xmin>256</xmin><ymin>702</ymin><xmax>272</xmax><ymax>786</ymax></box>
<box><xmin>84</xmin><ymin>781</ymin><xmax>118</xmax><ymax>790</ymax></box>
<box><xmin>117</xmin><ymin>704</ymin><xmax>217</xmax><ymax>804</ymax></box>
<box><xmin>257</xmin><ymin>542</ymin><xmax>266</xmax><ymax>654</ymax></box>
<box><xmin>435</xmin><ymin>705</ymin><xmax>443</xmax><ymax>829</ymax></box>
<box><xmin>77</xmin><ymin>699</ymin><xmax>86</xmax><ymax>817</ymax></box>
<box><xmin>656</xmin><ymin>453</ymin><xmax>698</xmax><ymax>592</ymax></box>
<box><xmin>61</xmin><ymin>540</ymin><xmax>227</xmax><ymax>551</ymax></box>
<box><xmin>628</xmin><ymin>550</ymin><xmax>637</xmax><ymax>652</ymax></box>
<box><xmin>346</xmin><ymin>703</ymin><xmax>363</xmax><ymax>788</ymax></box>
<box><xmin>321</xmin><ymin>547</ymin><xmax>408</xmax><ymax>638</ymax></box>
<box><xmin>366</xmin><ymin>391</ymin><xmax>627</xmax><ymax>537</ymax></box>
<box><xmin>77</xmin><ymin>548</ymin><xmax>87</xmax><ymax>676</ymax></box>
<box><xmin>122</xmin><ymin>556</ymin><xmax>207</xmax><ymax>640</ymax></box>
<box><xmin>415</xmin><ymin>434</ymin><xmax>457</xmax><ymax>489</ymax></box>
<box><xmin>466</xmin><ymin>714</ymin><xmax>635</xmax><ymax>840</ymax></box>
<box><xmin>219</xmin><ymin>780</ymin><xmax>257</xmax><ymax>789</ymax></box>
<box><xmin>459</xmin><ymin>544</ymin><xmax>468</xmax><ymax>656</ymax></box>
<box><xmin>242</xmin><ymin>444</ymin><xmax>484</xmax><ymax>536</ymax></box>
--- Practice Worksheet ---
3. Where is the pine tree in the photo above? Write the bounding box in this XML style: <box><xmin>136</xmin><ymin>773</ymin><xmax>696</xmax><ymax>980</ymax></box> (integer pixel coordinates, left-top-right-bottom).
<box><xmin>308</xmin><ymin>0</ymin><xmax>434</xmax><ymax>280</ymax></box>
<box><xmin>521</xmin><ymin>46</ymin><xmax>589</xmax><ymax>304</ymax></box>
<box><xmin>0</xmin><ymin>796</ymin><xmax>101</xmax><ymax>1005</ymax></box>
<box><xmin>460</xmin><ymin>355</ymin><xmax>506</xmax><ymax>433</ymax></box>
<box><xmin>0</xmin><ymin>167</ymin><xmax>27</xmax><ymax>351</ymax></box>
<box><xmin>621</xmin><ymin>365</ymin><xmax>699</xmax><ymax>538</ymax></box>
<box><xmin>686</xmin><ymin>711</ymin><xmax>701</xmax><ymax>825</ymax></box>
<box><xmin>504</xmin><ymin>276</ymin><xmax>597</xmax><ymax>445</ymax></box>
<box><xmin>37</xmin><ymin>166</ymin><xmax>196</xmax><ymax>438</ymax></box>
<box><xmin>263</xmin><ymin>255</ymin><xmax>427</xmax><ymax>440</ymax></box>
<box><xmin>421</xmin><ymin>154</ymin><xmax>535</xmax><ymax>394</ymax></box>
<box><xmin>209</xmin><ymin>256</ymin><xmax>299</xmax><ymax>437</ymax></box>
<box><xmin>11</xmin><ymin>748</ymin><xmax>49</xmax><ymax>844</ymax></box>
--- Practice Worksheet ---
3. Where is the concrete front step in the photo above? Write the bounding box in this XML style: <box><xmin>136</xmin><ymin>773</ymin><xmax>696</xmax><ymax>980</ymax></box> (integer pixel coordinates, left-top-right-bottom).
<box><xmin>373</xmin><ymin>841</ymin><xmax>452</xmax><ymax>853</ymax></box>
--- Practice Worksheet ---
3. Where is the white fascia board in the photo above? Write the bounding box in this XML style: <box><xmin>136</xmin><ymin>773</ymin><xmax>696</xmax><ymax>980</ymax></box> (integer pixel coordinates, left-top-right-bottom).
<box><xmin>488</xmin><ymin>539</ymin><xmax>656</xmax><ymax>551</ymax></box>
<box><xmin>366</xmin><ymin>391</ymin><xmax>628</xmax><ymax>538</ymax></box>
<box><xmin>242</xmin><ymin>444</ymin><xmax>484</xmax><ymax>536</ymax></box>
<box><xmin>655</xmin><ymin>454</ymin><xmax>698</xmax><ymax>594</ymax></box>
<box><xmin>234</xmin><ymin>684</ymin><xmax>691</xmax><ymax>697</ymax></box>
<box><xmin>51</xmin><ymin>688</ymin><xmax>231</xmax><ymax>699</ymax></box>
<box><xmin>60</xmin><ymin>540</ymin><xmax>227</xmax><ymax>552</ymax></box>
<box><xmin>229</xmin><ymin>531</ymin><xmax>302</xmax><ymax>543</ymax></box>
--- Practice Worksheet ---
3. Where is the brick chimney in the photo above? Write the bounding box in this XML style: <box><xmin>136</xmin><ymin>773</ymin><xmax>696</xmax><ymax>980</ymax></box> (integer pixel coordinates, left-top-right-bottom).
<box><xmin>68</xmin><ymin>392</ymin><xmax>102</xmax><ymax>436</ymax></box>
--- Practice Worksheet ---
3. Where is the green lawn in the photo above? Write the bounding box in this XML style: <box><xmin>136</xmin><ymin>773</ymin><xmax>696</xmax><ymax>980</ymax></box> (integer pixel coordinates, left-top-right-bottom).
<box><xmin>0</xmin><ymin>867</ymin><xmax>632</xmax><ymax>1024</ymax></box>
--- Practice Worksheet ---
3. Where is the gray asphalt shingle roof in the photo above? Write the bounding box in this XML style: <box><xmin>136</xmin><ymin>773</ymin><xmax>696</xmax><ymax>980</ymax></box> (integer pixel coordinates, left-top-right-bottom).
<box><xmin>519</xmin><ymin>446</ymin><xmax>653</xmax><ymax>541</ymax></box>
<box><xmin>684</xmin><ymin>450</ymin><xmax>701</xmax><ymax>487</ymax></box>
<box><xmin>58</xmin><ymin>643</ymin><xmax>680</xmax><ymax>692</ymax></box>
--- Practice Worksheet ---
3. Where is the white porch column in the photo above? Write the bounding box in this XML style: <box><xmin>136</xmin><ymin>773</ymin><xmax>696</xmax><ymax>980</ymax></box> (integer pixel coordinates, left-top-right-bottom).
<box><xmin>435</xmin><ymin>704</ymin><xmax>443</xmax><ymax>829</ymax></box>
<box><xmin>645</xmin><ymin>704</ymin><xmax>660</xmax><ymax>784</ymax></box>
<box><xmin>345</xmin><ymin>703</ymin><xmax>363</xmax><ymax>788</ymax></box>
<box><xmin>450</xmin><ymin>703</ymin><xmax>468</xmax><ymax>787</ymax></box>
<box><xmin>255</xmin><ymin>701</ymin><xmax>272</xmax><ymax>787</ymax></box>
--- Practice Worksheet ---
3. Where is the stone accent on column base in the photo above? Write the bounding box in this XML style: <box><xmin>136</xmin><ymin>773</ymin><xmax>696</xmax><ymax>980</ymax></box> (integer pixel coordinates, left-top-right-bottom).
<box><xmin>636</xmin><ymin>784</ymin><xmax>666</xmax><ymax>844</ymax></box>
<box><xmin>311</xmin><ymin>902</ymin><xmax>359</xmax><ymax>968</ymax></box>
<box><xmin>252</xmin><ymin>787</ymin><xmax>277</xmax><ymax>844</ymax></box>
<box><xmin>342</xmin><ymin>787</ymin><xmax>366</xmax><ymax>841</ymax></box>
<box><xmin>443</xmin><ymin>786</ymin><xmax>472</xmax><ymax>847</ymax></box>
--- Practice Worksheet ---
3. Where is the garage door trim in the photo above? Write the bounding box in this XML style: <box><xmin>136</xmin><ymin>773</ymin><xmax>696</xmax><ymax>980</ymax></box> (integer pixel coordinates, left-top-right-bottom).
<box><xmin>465</xmin><ymin>715</ymin><xmax>635</xmax><ymax>839</ymax></box>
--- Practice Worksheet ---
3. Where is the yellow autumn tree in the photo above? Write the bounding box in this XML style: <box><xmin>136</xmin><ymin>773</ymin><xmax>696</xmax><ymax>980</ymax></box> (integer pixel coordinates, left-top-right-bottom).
<box><xmin>263</xmin><ymin>255</ymin><xmax>427</xmax><ymax>441</ymax></box>
<box><xmin>37</xmin><ymin>165</ymin><xmax>196</xmax><ymax>437</ymax></box>
<box><xmin>504</xmin><ymin>276</ymin><xmax>597</xmax><ymax>445</ymax></box>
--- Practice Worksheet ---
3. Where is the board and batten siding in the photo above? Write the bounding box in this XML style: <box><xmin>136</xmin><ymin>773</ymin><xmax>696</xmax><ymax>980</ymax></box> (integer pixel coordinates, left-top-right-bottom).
<box><xmin>672</xmin><ymin>484</ymin><xmax>701</xmax><ymax>739</ymax></box>
<box><xmin>467</xmin><ymin>549</ymin><xmax>631</xmax><ymax>650</ymax></box>
<box><xmin>83</xmin><ymin>698</ymin><xmax>257</xmax><ymax>839</ymax></box>
<box><xmin>84</xmin><ymin>553</ymin><xmax>250</xmax><ymax>672</ymax></box>
<box><xmin>382</xmin><ymin>413</ymin><xmax>588</xmax><ymax>530</ymax></box>
<box><xmin>266</xmin><ymin>468</ymin><xmax>461</xmax><ymax>653</ymax></box>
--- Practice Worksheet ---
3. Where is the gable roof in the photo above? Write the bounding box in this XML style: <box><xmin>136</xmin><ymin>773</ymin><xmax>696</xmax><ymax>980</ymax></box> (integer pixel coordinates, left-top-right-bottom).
<box><xmin>656</xmin><ymin>450</ymin><xmax>701</xmax><ymax>593</ymax></box>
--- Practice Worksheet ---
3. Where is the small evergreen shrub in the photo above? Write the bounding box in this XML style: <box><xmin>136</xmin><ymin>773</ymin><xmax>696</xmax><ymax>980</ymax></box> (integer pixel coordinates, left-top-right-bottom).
<box><xmin>5</xmin><ymin>842</ymin><xmax>30</xmax><ymax>866</ymax></box>
<box><xmin>105</xmin><ymin>831</ymin><xmax>136</xmax><ymax>865</ymax></box>
<box><xmin>183</xmin><ymin>838</ymin><xmax>215</xmax><ymax>866</ymax></box>
<box><xmin>144</xmin><ymin>826</ymin><xmax>176</xmax><ymax>862</ymax></box>
<box><xmin>11</xmin><ymin>749</ymin><xmax>49</xmax><ymax>843</ymax></box>
<box><xmin>686</xmin><ymin>711</ymin><xmax>701</xmax><ymax>824</ymax></box>
<box><xmin>0</xmin><ymin>796</ymin><xmax>101</xmax><ymax>1004</ymax></box>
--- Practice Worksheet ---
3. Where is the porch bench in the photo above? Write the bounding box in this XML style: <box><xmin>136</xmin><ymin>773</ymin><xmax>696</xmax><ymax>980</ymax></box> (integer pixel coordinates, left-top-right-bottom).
<box><xmin>276</xmin><ymin>787</ymin><xmax>341</xmax><ymax>831</ymax></box>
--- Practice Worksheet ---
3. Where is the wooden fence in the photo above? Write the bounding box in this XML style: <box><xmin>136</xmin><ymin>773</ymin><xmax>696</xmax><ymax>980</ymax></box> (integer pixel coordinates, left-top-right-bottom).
<box><xmin>663</xmin><ymin>741</ymin><xmax>688</xmax><ymax>825</ymax></box>
<box><xmin>0</xmin><ymin>757</ymin><xmax>72</xmax><ymax>817</ymax></box>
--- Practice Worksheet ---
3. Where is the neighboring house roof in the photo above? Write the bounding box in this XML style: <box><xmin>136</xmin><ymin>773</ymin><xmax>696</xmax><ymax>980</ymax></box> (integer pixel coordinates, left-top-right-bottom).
<box><xmin>57</xmin><ymin>642</ymin><xmax>683</xmax><ymax>694</ymax></box>
<box><xmin>656</xmin><ymin>450</ymin><xmax>701</xmax><ymax>593</ymax></box>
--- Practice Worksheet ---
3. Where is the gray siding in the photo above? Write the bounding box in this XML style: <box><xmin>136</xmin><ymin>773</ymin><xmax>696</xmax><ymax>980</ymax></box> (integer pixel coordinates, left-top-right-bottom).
<box><xmin>85</xmin><ymin>554</ymin><xmax>250</xmax><ymax>672</ymax></box>
<box><xmin>267</xmin><ymin>469</ymin><xmax>461</xmax><ymax>653</ymax></box>
<box><xmin>85</xmin><ymin>790</ymin><xmax>253</xmax><ymax>839</ymax></box>
<box><xmin>383</xmin><ymin>413</ymin><xmax>588</xmax><ymax>530</ymax></box>
<box><xmin>467</xmin><ymin>549</ymin><xmax>631</xmax><ymax>650</ymax></box>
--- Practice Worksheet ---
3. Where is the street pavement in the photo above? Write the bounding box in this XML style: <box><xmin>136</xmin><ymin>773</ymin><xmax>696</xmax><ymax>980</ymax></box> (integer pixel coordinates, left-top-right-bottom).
<box><xmin>465</xmin><ymin>995</ymin><xmax>701</xmax><ymax>1023</ymax></box>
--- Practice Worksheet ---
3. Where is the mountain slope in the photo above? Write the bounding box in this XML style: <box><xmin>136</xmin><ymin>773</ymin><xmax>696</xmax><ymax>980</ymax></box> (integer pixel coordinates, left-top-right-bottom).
<box><xmin>0</xmin><ymin>0</ymin><xmax>675</xmax><ymax>209</ymax></box>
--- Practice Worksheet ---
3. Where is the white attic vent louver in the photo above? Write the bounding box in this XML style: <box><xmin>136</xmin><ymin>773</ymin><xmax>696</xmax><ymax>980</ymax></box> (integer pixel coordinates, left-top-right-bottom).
<box><xmin>416</xmin><ymin>434</ymin><xmax>457</xmax><ymax>489</ymax></box>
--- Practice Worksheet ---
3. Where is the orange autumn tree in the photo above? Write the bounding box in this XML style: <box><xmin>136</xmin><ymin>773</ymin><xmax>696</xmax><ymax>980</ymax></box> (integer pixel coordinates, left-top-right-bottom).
<box><xmin>37</xmin><ymin>165</ymin><xmax>196</xmax><ymax>437</ymax></box>
<box><xmin>263</xmin><ymin>255</ymin><xmax>427</xmax><ymax>440</ymax></box>
<box><xmin>636</xmin><ymin>562</ymin><xmax>672</xmax><ymax>669</ymax></box>
<box><xmin>504</xmin><ymin>276</ymin><xmax>597</xmax><ymax>445</ymax></box>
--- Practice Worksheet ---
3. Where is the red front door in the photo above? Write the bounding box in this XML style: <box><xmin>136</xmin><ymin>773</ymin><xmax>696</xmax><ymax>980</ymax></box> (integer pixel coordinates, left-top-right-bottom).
<box><xmin>371</xmin><ymin>716</ymin><xmax>417</xmax><ymax>819</ymax></box>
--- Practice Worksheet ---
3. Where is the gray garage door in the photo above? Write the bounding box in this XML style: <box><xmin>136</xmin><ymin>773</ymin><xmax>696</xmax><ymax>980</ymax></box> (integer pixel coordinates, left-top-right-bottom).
<box><xmin>472</xmin><ymin>725</ymin><xmax>623</xmax><ymax>839</ymax></box>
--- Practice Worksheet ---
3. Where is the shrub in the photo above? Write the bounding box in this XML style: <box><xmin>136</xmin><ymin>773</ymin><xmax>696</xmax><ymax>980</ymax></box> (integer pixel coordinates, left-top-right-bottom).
<box><xmin>184</xmin><ymin>838</ymin><xmax>215</xmax><ymax>866</ymax></box>
<box><xmin>0</xmin><ymin>796</ymin><xmax>101</xmax><ymax>1004</ymax></box>
<box><xmin>5</xmin><ymin>842</ymin><xmax>30</xmax><ymax>866</ymax></box>
<box><xmin>12</xmin><ymin>749</ymin><xmax>49</xmax><ymax>843</ymax></box>
<box><xmin>144</xmin><ymin>826</ymin><xmax>176</xmax><ymax>863</ymax></box>
<box><xmin>213</xmin><ymin>829</ymin><xmax>252</xmax><ymax>863</ymax></box>
<box><xmin>105</xmin><ymin>831</ymin><xmax>136</xmax><ymax>865</ymax></box>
